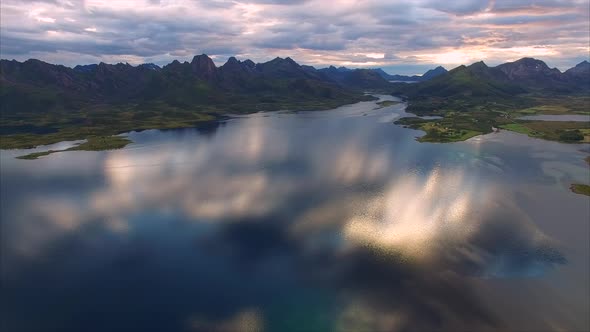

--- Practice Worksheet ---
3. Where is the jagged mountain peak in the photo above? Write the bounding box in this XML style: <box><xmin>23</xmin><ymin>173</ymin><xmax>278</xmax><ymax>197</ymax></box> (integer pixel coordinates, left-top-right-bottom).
<box><xmin>242</xmin><ymin>59</ymin><xmax>255</xmax><ymax>68</ymax></box>
<box><xmin>421</xmin><ymin>66</ymin><xmax>448</xmax><ymax>80</ymax></box>
<box><xmin>570</xmin><ymin>60</ymin><xmax>590</xmax><ymax>69</ymax></box>
<box><xmin>468</xmin><ymin>61</ymin><xmax>488</xmax><ymax>68</ymax></box>
<box><xmin>496</xmin><ymin>57</ymin><xmax>562</xmax><ymax>81</ymax></box>
<box><xmin>191</xmin><ymin>54</ymin><xmax>213</xmax><ymax>62</ymax></box>
<box><xmin>225</xmin><ymin>56</ymin><xmax>240</xmax><ymax>65</ymax></box>
<box><xmin>139</xmin><ymin>63</ymin><xmax>160</xmax><ymax>70</ymax></box>
<box><xmin>190</xmin><ymin>54</ymin><xmax>217</xmax><ymax>79</ymax></box>
<box><xmin>510</xmin><ymin>57</ymin><xmax>549</xmax><ymax>67</ymax></box>
<box><xmin>564</xmin><ymin>60</ymin><xmax>590</xmax><ymax>78</ymax></box>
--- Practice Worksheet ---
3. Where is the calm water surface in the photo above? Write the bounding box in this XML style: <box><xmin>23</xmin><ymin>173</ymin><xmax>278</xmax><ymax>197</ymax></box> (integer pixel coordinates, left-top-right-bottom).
<box><xmin>1</xmin><ymin>96</ymin><xmax>589</xmax><ymax>332</ymax></box>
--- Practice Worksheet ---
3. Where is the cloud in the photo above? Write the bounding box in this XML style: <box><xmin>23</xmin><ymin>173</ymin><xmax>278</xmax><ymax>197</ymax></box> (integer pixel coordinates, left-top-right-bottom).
<box><xmin>0</xmin><ymin>0</ymin><xmax>588</xmax><ymax>73</ymax></box>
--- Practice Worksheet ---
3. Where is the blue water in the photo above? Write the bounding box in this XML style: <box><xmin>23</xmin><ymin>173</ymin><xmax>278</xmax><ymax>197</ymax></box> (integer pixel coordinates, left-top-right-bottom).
<box><xmin>1</xmin><ymin>96</ymin><xmax>589</xmax><ymax>332</ymax></box>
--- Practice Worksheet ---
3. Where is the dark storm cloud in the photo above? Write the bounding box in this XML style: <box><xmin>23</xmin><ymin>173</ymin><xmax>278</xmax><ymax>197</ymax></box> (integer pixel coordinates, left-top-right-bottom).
<box><xmin>0</xmin><ymin>0</ymin><xmax>588</xmax><ymax>73</ymax></box>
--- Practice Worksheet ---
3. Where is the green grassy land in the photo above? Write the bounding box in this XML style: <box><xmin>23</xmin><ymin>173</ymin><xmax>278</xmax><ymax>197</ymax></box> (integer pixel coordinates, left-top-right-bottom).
<box><xmin>390</xmin><ymin>60</ymin><xmax>590</xmax><ymax>143</ymax></box>
<box><xmin>500</xmin><ymin>121</ymin><xmax>589</xmax><ymax>142</ymax></box>
<box><xmin>67</xmin><ymin>136</ymin><xmax>131</xmax><ymax>151</ymax></box>
<box><xmin>395</xmin><ymin>116</ymin><xmax>484</xmax><ymax>142</ymax></box>
<box><xmin>570</xmin><ymin>184</ymin><xmax>590</xmax><ymax>196</ymax></box>
<box><xmin>394</xmin><ymin>95</ymin><xmax>590</xmax><ymax>143</ymax></box>
<box><xmin>394</xmin><ymin>108</ymin><xmax>498</xmax><ymax>142</ymax></box>
<box><xmin>16</xmin><ymin>150</ymin><xmax>57</xmax><ymax>160</ymax></box>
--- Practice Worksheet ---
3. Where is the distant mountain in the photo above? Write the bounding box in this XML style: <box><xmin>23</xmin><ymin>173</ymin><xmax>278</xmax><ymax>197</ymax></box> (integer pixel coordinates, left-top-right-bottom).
<box><xmin>372</xmin><ymin>68</ymin><xmax>413</xmax><ymax>81</ymax></box>
<box><xmin>316</xmin><ymin>66</ymin><xmax>393</xmax><ymax>89</ymax></box>
<box><xmin>371</xmin><ymin>66</ymin><xmax>447</xmax><ymax>82</ymax></box>
<box><xmin>421</xmin><ymin>66</ymin><xmax>448</xmax><ymax>80</ymax></box>
<box><xmin>397</xmin><ymin>58</ymin><xmax>589</xmax><ymax>99</ymax></box>
<box><xmin>397</xmin><ymin>61</ymin><xmax>525</xmax><ymax>101</ymax></box>
<box><xmin>73</xmin><ymin>64</ymin><xmax>98</xmax><ymax>73</ymax></box>
<box><xmin>381</xmin><ymin>72</ymin><xmax>421</xmax><ymax>82</ymax></box>
<box><xmin>495</xmin><ymin>57</ymin><xmax>571</xmax><ymax>91</ymax></box>
<box><xmin>139</xmin><ymin>63</ymin><xmax>161</xmax><ymax>71</ymax></box>
<box><xmin>3</xmin><ymin>55</ymin><xmax>586</xmax><ymax>121</ymax></box>
<box><xmin>318</xmin><ymin>66</ymin><xmax>447</xmax><ymax>87</ymax></box>
<box><xmin>75</xmin><ymin>62</ymin><xmax>161</xmax><ymax>72</ymax></box>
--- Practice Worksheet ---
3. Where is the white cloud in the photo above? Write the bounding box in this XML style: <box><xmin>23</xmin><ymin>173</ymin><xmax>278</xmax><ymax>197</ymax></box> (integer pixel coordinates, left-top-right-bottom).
<box><xmin>0</xmin><ymin>0</ymin><xmax>588</xmax><ymax>71</ymax></box>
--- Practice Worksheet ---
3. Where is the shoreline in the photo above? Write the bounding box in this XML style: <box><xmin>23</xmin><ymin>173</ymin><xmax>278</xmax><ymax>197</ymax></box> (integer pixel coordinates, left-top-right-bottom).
<box><xmin>4</xmin><ymin>96</ymin><xmax>380</xmax><ymax>159</ymax></box>
<box><xmin>8</xmin><ymin>95</ymin><xmax>590</xmax><ymax>160</ymax></box>
<box><xmin>2</xmin><ymin>95</ymin><xmax>376</xmax><ymax>154</ymax></box>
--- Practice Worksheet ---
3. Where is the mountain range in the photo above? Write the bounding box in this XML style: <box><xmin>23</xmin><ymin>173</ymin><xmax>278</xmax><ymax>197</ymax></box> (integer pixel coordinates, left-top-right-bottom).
<box><xmin>0</xmin><ymin>54</ymin><xmax>397</xmax><ymax>117</ymax></box>
<box><xmin>3</xmin><ymin>55</ymin><xmax>586</xmax><ymax>116</ymax></box>
<box><xmin>395</xmin><ymin>58</ymin><xmax>590</xmax><ymax>99</ymax></box>
<box><xmin>373</xmin><ymin>66</ymin><xmax>448</xmax><ymax>82</ymax></box>
<box><xmin>1</xmin><ymin>54</ymin><xmax>456</xmax><ymax>118</ymax></box>
<box><xmin>0</xmin><ymin>54</ymin><xmax>588</xmax><ymax>149</ymax></box>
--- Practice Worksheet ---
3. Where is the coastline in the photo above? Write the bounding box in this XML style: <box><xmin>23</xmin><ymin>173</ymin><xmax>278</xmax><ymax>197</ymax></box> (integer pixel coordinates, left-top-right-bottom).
<box><xmin>3</xmin><ymin>95</ymin><xmax>377</xmax><ymax>159</ymax></box>
<box><xmin>1</xmin><ymin>95</ymin><xmax>376</xmax><ymax>154</ymax></box>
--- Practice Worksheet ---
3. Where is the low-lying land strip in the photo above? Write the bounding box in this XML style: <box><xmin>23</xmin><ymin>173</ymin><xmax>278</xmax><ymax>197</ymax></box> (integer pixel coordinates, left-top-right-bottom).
<box><xmin>569</xmin><ymin>156</ymin><xmax>590</xmax><ymax>197</ymax></box>
<box><xmin>2</xmin><ymin>96</ymin><xmax>370</xmax><ymax>151</ymax></box>
<box><xmin>16</xmin><ymin>136</ymin><xmax>131</xmax><ymax>159</ymax></box>
<box><xmin>395</xmin><ymin>96</ymin><xmax>590</xmax><ymax>143</ymax></box>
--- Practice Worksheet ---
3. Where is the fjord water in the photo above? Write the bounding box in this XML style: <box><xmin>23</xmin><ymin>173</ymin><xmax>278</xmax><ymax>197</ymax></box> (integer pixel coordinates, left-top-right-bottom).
<box><xmin>1</xmin><ymin>96</ymin><xmax>589</xmax><ymax>332</ymax></box>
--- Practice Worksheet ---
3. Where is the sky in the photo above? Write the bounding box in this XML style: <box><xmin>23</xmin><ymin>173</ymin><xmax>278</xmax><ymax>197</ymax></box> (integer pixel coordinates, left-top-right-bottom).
<box><xmin>0</xmin><ymin>0</ymin><xmax>589</xmax><ymax>75</ymax></box>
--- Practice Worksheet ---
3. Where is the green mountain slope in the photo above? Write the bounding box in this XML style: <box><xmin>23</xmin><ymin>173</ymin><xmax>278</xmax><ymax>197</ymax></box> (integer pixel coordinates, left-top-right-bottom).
<box><xmin>393</xmin><ymin>58</ymin><xmax>590</xmax><ymax>143</ymax></box>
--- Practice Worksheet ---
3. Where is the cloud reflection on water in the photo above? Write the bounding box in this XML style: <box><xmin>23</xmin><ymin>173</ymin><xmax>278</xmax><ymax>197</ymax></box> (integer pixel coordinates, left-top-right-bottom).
<box><xmin>341</xmin><ymin>168</ymin><xmax>565</xmax><ymax>277</ymax></box>
<box><xmin>0</xmin><ymin>99</ymin><xmax>578</xmax><ymax>331</ymax></box>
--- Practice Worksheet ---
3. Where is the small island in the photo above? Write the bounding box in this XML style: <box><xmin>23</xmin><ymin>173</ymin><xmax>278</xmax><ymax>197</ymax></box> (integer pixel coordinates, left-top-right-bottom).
<box><xmin>394</xmin><ymin>115</ymin><xmax>483</xmax><ymax>142</ymax></box>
